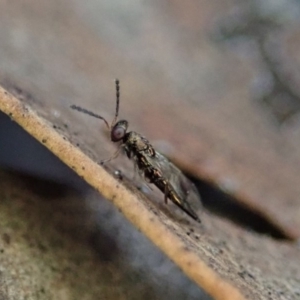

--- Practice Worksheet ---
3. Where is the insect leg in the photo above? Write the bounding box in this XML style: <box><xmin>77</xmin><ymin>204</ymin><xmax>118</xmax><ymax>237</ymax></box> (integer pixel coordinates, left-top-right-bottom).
<box><xmin>164</xmin><ymin>181</ymin><xmax>170</xmax><ymax>204</ymax></box>
<box><xmin>99</xmin><ymin>146</ymin><xmax>122</xmax><ymax>165</ymax></box>
<box><xmin>132</xmin><ymin>160</ymin><xmax>139</xmax><ymax>180</ymax></box>
<box><xmin>133</xmin><ymin>162</ymin><xmax>153</xmax><ymax>191</ymax></box>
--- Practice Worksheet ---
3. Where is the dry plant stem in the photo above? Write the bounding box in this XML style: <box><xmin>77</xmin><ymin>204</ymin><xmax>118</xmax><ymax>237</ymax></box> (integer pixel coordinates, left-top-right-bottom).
<box><xmin>0</xmin><ymin>86</ymin><xmax>245</xmax><ymax>300</ymax></box>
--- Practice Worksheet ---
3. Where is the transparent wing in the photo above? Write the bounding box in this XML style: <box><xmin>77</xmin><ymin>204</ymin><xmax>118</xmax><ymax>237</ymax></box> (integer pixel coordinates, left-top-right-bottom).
<box><xmin>146</xmin><ymin>151</ymin><xmax>202</xmax><ymax>215</ymax></box>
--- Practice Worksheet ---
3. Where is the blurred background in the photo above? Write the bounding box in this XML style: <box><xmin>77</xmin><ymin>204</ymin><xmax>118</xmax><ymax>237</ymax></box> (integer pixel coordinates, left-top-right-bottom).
<box><xmin>1</xmin><ymin>0</ymin><xmax>300</xmax><ymax>299</ymax></box>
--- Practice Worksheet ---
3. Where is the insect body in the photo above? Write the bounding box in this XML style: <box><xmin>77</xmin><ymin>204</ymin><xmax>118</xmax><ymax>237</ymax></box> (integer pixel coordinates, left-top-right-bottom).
<box><xmin>71</xmin><ymin>80</ymin><xmax>201</xmax><ymax>222</ymax></box>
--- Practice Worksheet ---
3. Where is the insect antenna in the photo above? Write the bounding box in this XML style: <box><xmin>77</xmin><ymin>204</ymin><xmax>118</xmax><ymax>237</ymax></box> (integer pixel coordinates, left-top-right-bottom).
<box><xmin>111</xmin><ymin>79</ymin><xmax>120</xmax><ymax>127</ymax></box>
<box><xmin>70</xmin><ymin>104</ymin><xmax>110</xmax><ymax>129</ymax></box>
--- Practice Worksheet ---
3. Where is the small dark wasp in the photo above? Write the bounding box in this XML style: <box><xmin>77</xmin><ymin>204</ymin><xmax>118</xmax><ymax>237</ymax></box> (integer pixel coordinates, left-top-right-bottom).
<box><xmin>71</xmin><ymin>80</ymin><xmax>202</xmax><ymax>222</ymax></box>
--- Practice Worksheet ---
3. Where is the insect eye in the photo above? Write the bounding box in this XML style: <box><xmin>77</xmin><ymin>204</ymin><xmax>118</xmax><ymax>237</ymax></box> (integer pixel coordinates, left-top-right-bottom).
<box><xmin>111</xmin><ymin>126</ymin><xmax>125</xmax><ymax>142</ymax></box>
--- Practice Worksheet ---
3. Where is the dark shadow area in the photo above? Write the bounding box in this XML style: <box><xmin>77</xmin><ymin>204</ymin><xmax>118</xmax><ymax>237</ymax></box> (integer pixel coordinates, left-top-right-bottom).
<box><xmin>189</xmin><ymin>175</ymin><xmax>291</xmax><ymax>241</ymax></box>
<box><xmin>6</xmin><ymin>170</ymin><xmax>72</xmax><ymax>199</ymax></box>
<box><xmin>0</xmin><ymin>110</ymin><xmax>88</xmax><ymax>191</ymax></box>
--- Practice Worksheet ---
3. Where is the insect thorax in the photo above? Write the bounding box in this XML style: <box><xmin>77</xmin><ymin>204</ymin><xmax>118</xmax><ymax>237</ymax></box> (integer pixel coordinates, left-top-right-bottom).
<box><xmin>123</xmin><ymin>131</ymin><xmax>155</xmax><ymax>157</ymax></box>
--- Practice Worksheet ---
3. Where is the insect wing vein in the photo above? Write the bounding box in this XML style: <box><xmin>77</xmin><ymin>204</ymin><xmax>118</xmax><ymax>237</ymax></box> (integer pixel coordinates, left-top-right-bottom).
<box><xmin>144</xmin><ymin>151</ymin><xmax>202</xmax><ymax>219</ymax></box>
